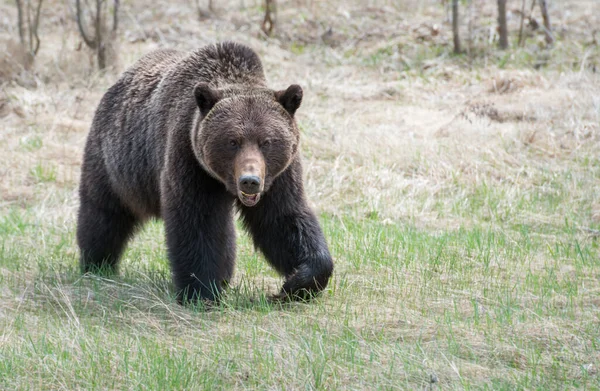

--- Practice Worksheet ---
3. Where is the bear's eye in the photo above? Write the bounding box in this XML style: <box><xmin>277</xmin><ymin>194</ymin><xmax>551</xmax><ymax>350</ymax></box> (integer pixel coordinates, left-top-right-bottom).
<box><xmin>229</xmin><ymin>140</ymin><xmax>238</xmax><ymax>148</ymax></box>
<box><xmin>261</xmin><ymin>139</ymin><xmax>271</xmax><ymax>147</ymax></box>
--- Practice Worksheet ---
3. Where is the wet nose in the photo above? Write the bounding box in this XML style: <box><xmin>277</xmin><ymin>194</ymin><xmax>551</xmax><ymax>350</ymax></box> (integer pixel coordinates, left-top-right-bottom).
<box><xmin>239</xmin><ymin>175</ymin><xmax>261</xmax><ymax>194</ymax></box>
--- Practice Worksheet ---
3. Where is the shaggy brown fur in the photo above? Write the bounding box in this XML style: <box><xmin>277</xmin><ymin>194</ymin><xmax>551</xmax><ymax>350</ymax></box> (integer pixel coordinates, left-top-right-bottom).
<box><xmin>77</xmin><ymin>42</ymin><xmax>333</xmax><ymax>304</ymax></box>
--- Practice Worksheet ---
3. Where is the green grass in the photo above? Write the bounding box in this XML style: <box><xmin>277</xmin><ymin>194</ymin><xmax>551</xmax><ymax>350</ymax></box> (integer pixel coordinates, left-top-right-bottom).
<box><xmin>19</xmin><ymin>135</ymin><xmax>43</xmax><ymax>152</ymax></box>
<box><xmin>1</xmin><ymin>207</ymin><xmax>598</xmax><ymax>390</ymax></box>
<box><xmin>351</xmin><ymin>36</ymin><xmax>599</xmax><ymax>75</ymax></box>
<box><xmin>29</xmin><ymin>162</ymin><xmax>57</xmax><ymax>183</ymax></box>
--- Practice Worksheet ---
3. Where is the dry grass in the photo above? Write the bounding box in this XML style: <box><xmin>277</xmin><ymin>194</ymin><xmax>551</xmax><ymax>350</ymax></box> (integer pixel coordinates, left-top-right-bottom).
<box><xmin>1</xmin><ymin>0</ymin><xmax>599</xmax><ymax>389</ymax></box>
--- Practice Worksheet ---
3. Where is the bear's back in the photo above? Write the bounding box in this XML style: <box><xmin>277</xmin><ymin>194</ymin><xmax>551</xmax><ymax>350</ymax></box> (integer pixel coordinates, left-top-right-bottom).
<box><xmin>190</xmin><ymin>42</ymin><xmax>266</xmax><ymax>88</ymax></box>
<box><xmin>158</xmin><ymin>42</ymin><xmax>267</xmax><ymax>93</ymax></box>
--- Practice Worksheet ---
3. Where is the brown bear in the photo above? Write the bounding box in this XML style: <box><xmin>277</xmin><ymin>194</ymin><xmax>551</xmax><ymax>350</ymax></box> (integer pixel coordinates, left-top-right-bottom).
<box><xmin>77</xmin><ymin>42</ymin><xmax>333</xmax><ymax>304</ymax></box>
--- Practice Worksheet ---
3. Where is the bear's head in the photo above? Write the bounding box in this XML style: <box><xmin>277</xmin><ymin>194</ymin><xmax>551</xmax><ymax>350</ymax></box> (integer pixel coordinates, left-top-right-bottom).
<box><xmin>192</xmin><ymin>83</ymin><xmax>303</xmax><ymax>207</ymax></box>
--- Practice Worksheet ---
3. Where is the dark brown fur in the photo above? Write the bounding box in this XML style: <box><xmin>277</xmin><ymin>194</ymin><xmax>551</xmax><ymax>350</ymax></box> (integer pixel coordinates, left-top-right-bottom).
<box><xmin>77</xmin><ymin>42</ymin><xmax>333</xmax><ymax>304</ymax></box>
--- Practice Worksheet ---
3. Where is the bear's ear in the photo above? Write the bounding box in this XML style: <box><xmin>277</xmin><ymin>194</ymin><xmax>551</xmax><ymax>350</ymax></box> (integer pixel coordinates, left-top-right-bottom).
<box><xmin>194</xmin><ymin>83</ymin><xmax>221</xmax><ymax>117</ymax></box>
<box><xmin>275</xmin><ymin>84</ymin><xmax>303</xmax><ymax>116</ymax></box>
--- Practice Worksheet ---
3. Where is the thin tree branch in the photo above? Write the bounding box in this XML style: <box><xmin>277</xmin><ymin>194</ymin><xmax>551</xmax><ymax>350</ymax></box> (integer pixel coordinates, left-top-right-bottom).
<box><xmin>27</xmin><ymin>0</ymin><xmax>33</xmax><ymax>53</ymax></box>
<box><xmin>76</xmin><ymin>0</ymin><xmax>97</xmax><ymax>49</ymax></box>
<box><xmin>538</xmin><ymin>0</ymin><xmax>554</xmax><ymax>44</ymax></box>
<box><xmin>467</xmin><ymin>0</ymin><xmax>473</xmax><ymax>63</ymax></box>
<box><xmin>452</xmin><ymin>0</ymin><xmax>460</xmax><ymax>54</ymax></box>
<box><xmin>517</xmin><ymin>0</ymin><xmax>527</xmax><ymax>46</ymax></box>
<box><xmin>497</xmin><ymin>0</ymin><xmax>508</xmax><ymax>49</ymax></box>
<box><xmin>95</xmin><ymin>0</ymin><xmax>106</xmax><ymax>69</ymax></box>
<box><xmin>261</xmin><ymin>0</ymin><xmax>276</xmax><ymax>36</ymax></box>
<box><xmin>112</xmin><ymin>0</ymin><xmax>119</xmax><ymax>32</ymax></box>
<box><xmin>15</xmin><ymin>0</ymin><xmax>25</xmax><ymax>45</ymax></box>
<box><xmin>32</xmin><ymin>0</ymin><xmax>43</xmax><ymax>55</ymax></box>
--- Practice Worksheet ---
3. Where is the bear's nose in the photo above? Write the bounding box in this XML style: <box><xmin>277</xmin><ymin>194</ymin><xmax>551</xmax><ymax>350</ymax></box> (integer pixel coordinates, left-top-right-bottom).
<box><xmin>239</xmin><ymin>175</ymin><xmax>261</xmax><ymax>194</ymax></box>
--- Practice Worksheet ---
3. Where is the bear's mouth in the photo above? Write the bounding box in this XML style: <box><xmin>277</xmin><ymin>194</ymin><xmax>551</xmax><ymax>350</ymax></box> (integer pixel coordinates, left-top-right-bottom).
<box><xmin>238</xmin><ymin>191</ymin><xmax>261</xmax><ymax>207</ymax></box>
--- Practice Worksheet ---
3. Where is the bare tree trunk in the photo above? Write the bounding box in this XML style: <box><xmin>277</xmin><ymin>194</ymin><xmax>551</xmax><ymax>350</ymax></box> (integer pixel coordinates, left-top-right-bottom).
<box><xmin>113</xmin><ymin>0</ymin><xmax>119</xmax><ymax>32</ymax></box>
<box><xmin>15</xmin><ymin>0</ymin><xmax>25</xmax><ymax>44</ymax></box>
<box><xmin>538</xmin><ymin>0</ymin><xmax>554</xmax><ymax>44</ymax></box>
<box><xmin>75</xmin><ymin>0</ymin><xmax>119</xmax><ymax>70</ymax></box>
<box><xmin>261</xmin><ymin>0</ymin><xmax>276</xmax><ymax>36</ymax></box>
<box><xmin>517</xmin><ymin>0</ymin><xmax>527</xmax><ymax>46</ymax></box>
<box><xmin>95</xmin><ymin>0</ymin><xmax>105</xmax><ymax>70</ymax></box>
<box><xmin>497</xmin><ymin>0</ymin><xmax>508</xmax><ymax>49</ymax></box>
<box><xmin>31</xmin><ymin>0</ymin><xmax>42</xmax><ymax>54</ymax></box>
<box><xmin>467</xmin><ymin>0</ymin><xmax>473</xmax><ymax>62</ymax></box>
<box><xmin>14</xmin><ymin>0</ymin><xmax>43</xmax><ymax>57</ymax></box>
<box><xmin>75</xmin><ymin>0</ymin><xmax>97</xmax><ymax>49</ymax></box>
<box><xmin>452</xmin><ymin>0</ymin><xmax>460</xmax><ymax>54</ymax></box>
<box><xmin>27</xmin><ymin>0</ymin><xmax>32</xmax><ymax>53</ymax></box>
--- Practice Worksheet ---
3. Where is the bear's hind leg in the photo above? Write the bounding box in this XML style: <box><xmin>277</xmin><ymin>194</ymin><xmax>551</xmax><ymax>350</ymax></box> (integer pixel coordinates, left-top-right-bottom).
<box><xmin>77</xmin><ymin>188</ymin><xmax>139</xmax><ymax>274</ymax></box>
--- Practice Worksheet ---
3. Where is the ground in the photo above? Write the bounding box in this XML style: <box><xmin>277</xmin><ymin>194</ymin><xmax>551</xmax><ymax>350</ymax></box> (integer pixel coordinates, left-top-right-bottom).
<box><xmin>1</xmin><ymin>0</ymin><xmax>599</xmax><ymax>389</ymax></box>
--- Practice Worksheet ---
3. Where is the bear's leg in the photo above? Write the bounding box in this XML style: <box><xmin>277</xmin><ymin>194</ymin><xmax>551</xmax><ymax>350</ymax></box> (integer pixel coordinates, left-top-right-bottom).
<box><xmin>239</xmin><ymin>159</ymin><xmax>334</xmax><ymax>301</ymax></box>
<box><xmin>77</xmin><ymin>197</ymin><xmax>139</xmax><ymax>273</ymax></box>
<box><xmin>77</xmin><ymin>146</ymin><xmax>139</xmax><ymax>274</ymax></box>
<box><xmin>162</xmin><ymin>178</ymin><xmax>236</xmax><ymax>304</ymax></box>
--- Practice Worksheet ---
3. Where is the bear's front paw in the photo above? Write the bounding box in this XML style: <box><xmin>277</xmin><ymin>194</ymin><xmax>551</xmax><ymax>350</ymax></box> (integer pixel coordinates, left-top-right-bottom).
<box><xmin>270</xmin><ymin>287</ymin><xmax>320</xmax><ymax>303</ymax></box>
<box><xmin>278</xmin><ymin>261</ymin><xmax>333</xmax><ymax>302</ymax></box>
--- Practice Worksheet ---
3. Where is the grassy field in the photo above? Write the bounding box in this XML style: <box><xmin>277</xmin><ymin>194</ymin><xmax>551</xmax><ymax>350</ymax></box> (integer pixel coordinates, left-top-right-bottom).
<box><xmin>1</xmin><ymin>0</ymin><xmax>599</xmax><ymax>389</ymax></box>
